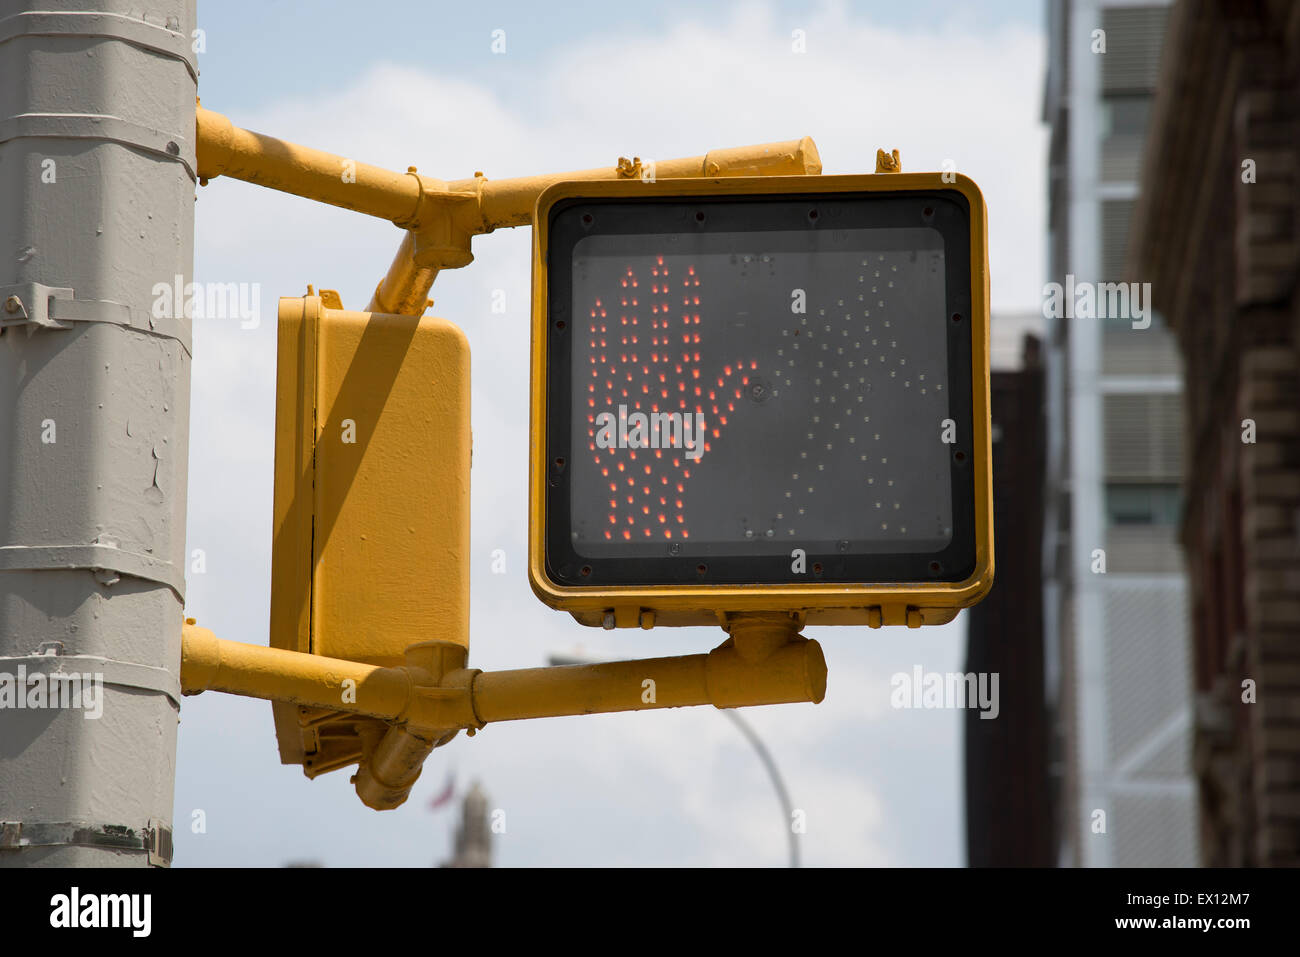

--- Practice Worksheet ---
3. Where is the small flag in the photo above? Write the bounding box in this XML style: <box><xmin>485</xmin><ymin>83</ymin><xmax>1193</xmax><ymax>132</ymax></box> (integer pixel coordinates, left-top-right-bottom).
<box><xmin>428</xmin><ymin>772</ymin><xmax>455</xmax><ymax>810</ymax></box>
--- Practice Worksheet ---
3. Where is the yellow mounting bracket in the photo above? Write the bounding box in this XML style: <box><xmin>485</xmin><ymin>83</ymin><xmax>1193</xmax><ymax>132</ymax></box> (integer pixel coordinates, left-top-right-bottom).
<box><xmin>180</xmin><ymin>615</ymin><xmax>826</xmax><ymax>811</ymax></box>
<box><xmin>195</xmin><ymin>102</ymin><xmax>822</xmax><ymax>316</ymax></box>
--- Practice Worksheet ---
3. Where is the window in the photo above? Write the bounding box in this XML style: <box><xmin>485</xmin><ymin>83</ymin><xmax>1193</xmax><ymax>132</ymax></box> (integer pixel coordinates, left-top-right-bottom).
<box><xmin>1105</xmin><ymin>483</ymin><xmax>1181</xmax><ymax>526</ymax></box>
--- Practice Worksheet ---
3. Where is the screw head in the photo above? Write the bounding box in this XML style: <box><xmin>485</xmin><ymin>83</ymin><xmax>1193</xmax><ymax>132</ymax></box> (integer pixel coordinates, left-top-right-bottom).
<box><xmin>4</xmin><ymin>296</ymin><xmax>20</xmax><ymax>314</ymax></box>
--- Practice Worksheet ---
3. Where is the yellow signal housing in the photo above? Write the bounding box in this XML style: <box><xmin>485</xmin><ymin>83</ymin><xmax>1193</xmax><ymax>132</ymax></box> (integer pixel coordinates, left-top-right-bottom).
<box><xmin>270</xmin><ymin>292</ymin><xmax>471</xmax><ymax>775</ymax></box>
<box><xmin>528</xmin><ymin>173</ymin><xmax>993</xmax><ymax>630</ymax></box>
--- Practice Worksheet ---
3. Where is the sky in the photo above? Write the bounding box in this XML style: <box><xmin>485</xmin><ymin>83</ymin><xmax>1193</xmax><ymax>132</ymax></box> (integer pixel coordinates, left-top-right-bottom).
<box><xmin>176</xmin><ymin>0</ymin><xmax>1046</xmax><ymax>866</ymax></box>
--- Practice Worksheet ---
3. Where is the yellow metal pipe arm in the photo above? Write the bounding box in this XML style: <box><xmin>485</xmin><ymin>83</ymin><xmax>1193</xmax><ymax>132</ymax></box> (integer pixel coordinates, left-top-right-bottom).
<box><xmin>181</xmin><ymin>620</ymin><xmax>825</xmax><ymax>809</ymax></box>
<box><xmin>193</xmin><ymin>103</ymin><xmax>820</xmax><ymax>315</ymax></box>
<box><xmin>181</xmin><ymin>622</ymin><xmax>825</xmax><ymax>727</ymax></box>
<box><xmin>443</xmin><ymin>137</ymin><xmax>823</xmax><ymax>232</ymax></box>
<box><xmin>197</xmin><ymin>103</ymin><xmax>820</xmax><ymax>234</ymax></box>
<box><xmin>182</xmin><ymin>622</ymin><xmax>418</xmax><ymax>720</ymax></box>
<box><xmin>473</xmin><ymin>635</ymin><xmax>826</xmax><ymax>722</ymax></box>
<box><xmin>196</xmin><ymin>105</ymin><xmax>423</xmax><ymax>225</ymax></box>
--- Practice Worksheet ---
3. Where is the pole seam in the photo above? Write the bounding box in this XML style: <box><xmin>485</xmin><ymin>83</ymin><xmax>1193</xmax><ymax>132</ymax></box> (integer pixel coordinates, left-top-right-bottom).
<box><xmin>0</xmin><ymin>544</ymin><xmax>186</xmax><ymax>600</ymax></box>
<box><xmin>0</xmin><ymin>10</ymin><xmax>198</xmax><ymax>80</ymax></box>
<box><xmin>0</xmin><ymin>113</ymin><xmax>196</xmax><ymax>180</ymax></box>
<box><xmin>0</xmin><ymin>653</ymin><xmax>182</xmax><ymax>708</ymax></box>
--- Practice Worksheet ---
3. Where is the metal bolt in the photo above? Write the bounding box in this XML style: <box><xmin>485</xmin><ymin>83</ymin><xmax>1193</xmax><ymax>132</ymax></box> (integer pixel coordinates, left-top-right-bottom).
<box><xmin>4</xmin><ymin>296</ymin><xmax>20</xmax><ymax>314</ymax></box>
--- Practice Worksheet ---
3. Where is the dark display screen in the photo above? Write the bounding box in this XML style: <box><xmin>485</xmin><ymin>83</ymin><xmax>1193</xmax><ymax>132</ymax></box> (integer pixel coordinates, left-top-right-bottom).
<box><xmin>544</xmin><ymin>193</ymin><xmax>975</xmax><ymax>586</ymax></box>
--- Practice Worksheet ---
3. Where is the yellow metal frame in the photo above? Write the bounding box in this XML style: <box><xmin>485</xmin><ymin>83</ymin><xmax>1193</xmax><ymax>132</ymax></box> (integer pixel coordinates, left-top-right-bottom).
<box><xmin>528</xmin><ymin>173</ymin><xmax>993</xmax><ymax>629</ymax></box>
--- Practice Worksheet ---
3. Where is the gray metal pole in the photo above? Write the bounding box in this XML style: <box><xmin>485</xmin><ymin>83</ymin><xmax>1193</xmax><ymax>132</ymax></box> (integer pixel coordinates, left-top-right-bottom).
<box><xmin>547</xmin><ymin>652</ymin><xmax>800</xmax><ymax>866</ymax></box>
<box><xmin>0</xmin><ymin>0</ymin><xmax>195</xmax><ymax>866</ymax></box>
<box><xmin>718</xmin><ymin>709</ymin><xmax>800</xmax><ymax>868</ymax></box>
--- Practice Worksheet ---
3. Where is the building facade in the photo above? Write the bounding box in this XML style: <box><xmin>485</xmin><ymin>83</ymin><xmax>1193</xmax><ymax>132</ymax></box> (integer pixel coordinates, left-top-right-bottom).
<box><xmin>1042</xmin><ymin>0</ymin><xmax>1199</xmax><ymax>866</ymax></box>
<box><xmin>965</xmin><ymin>322</ymin><xmax>1052</xmax><ymax>867</ymax></box>
<box><xmin>1130</xmin><ymin>0</ymin><xmax>1300</xmax><ymax>867</ymax></box>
